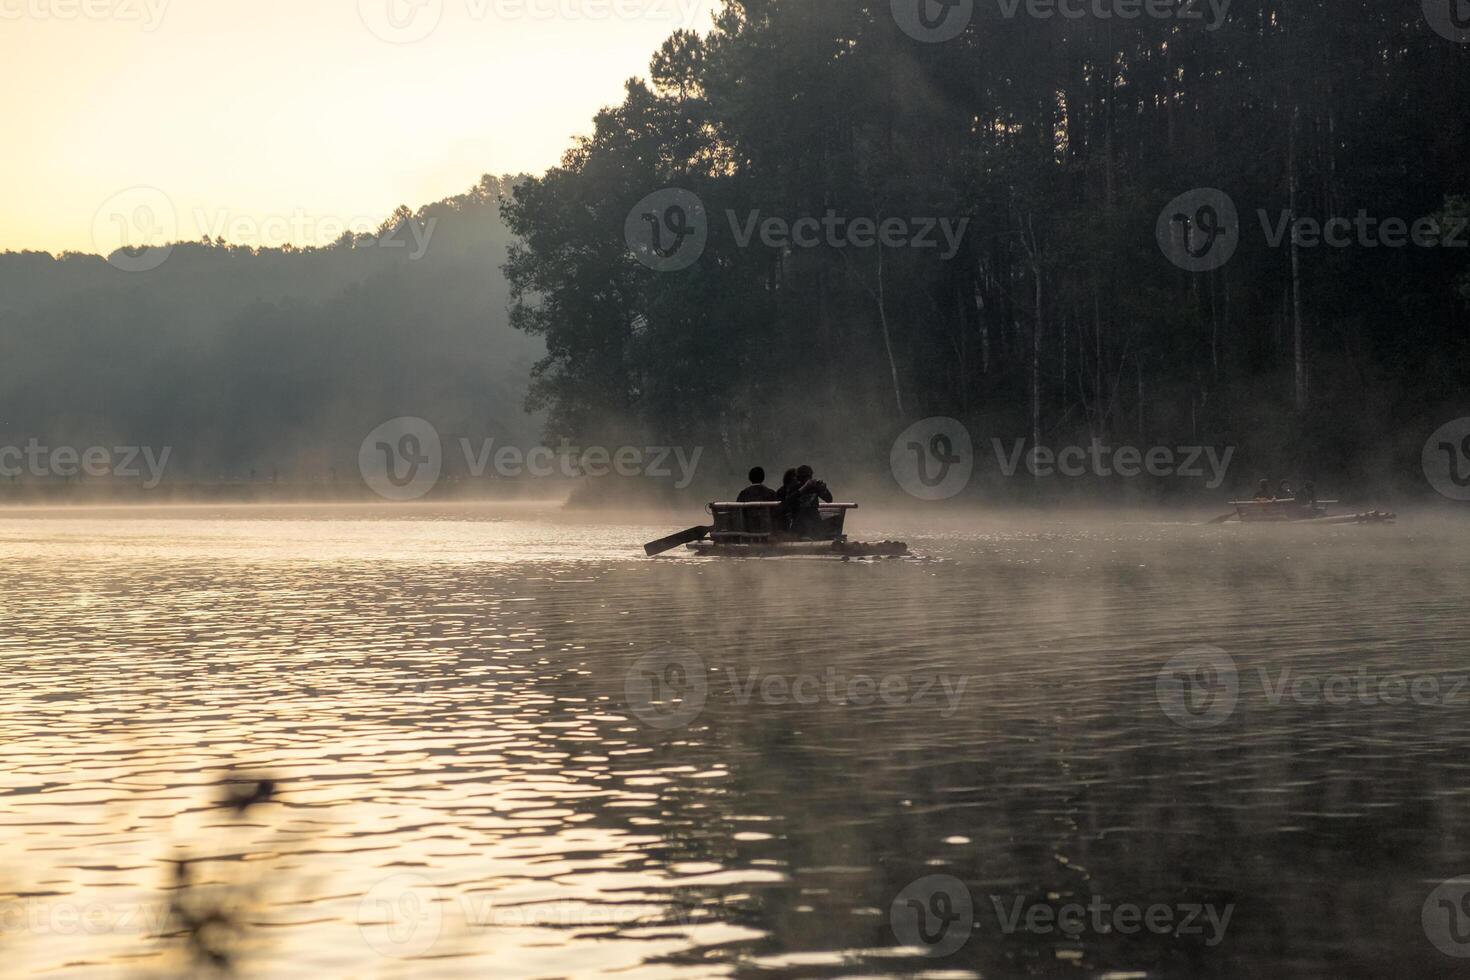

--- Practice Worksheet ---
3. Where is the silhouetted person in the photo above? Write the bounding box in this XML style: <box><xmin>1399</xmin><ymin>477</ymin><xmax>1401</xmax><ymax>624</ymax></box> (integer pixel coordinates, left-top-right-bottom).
<box><xmin>1254</xmin><ymin>479</ymin><xmax>1273</xmax><ymax>500</ymax></box>
<box><xmin>1278</xmin><ymin>479</ymin><xmax>1295</xmax><ymax>500</ymax></box>
<box><xmin>737</xmin><ymin>466</ymin><xmax>779</xmax><ymax>502</ymax></box>
<box><xmin>775</xmin><ymin>468</ymin><xmax>798</xmax><ymax>501</ymax></box>
<box><xmin>785</xmin><ymin>464</ymin><xmax>834</xmax><ymax>536</ymax></box>
<box><xmin>773</xmin><ymin>468</ymin><xmax>800</xmax><ymax>531</ymax></box>
<box><xmin>1301</xmin><ymin>480</ymin><xmax>1317</xmax><ymax>505</ymax></box>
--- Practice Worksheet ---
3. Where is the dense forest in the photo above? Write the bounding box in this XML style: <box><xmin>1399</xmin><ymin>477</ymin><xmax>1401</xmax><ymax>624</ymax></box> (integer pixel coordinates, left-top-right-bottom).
<box><xmin>502</xmin><ymin>0</ymin><xmax>1470</xmax><ymax>501</ymax></box>
<box><xmin>6</xmin><ymin>2</ymin><xmax>1466</xmax><ymax>503</ymax></box>
<box><xmin>0</xmin><ymin>176</ymin><xmax>542</xmax><ymax>491</ymax></box>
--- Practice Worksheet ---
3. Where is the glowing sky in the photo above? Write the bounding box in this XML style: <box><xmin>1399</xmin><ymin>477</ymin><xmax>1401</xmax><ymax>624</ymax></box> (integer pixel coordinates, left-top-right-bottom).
<box><xmin>0</xmin><ymin>0</ymin><xmax>715</xmax><ymax>254</ymax></box>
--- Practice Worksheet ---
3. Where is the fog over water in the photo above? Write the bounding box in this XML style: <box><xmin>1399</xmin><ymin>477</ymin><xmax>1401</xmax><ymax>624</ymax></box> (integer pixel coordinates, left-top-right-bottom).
<box><xmin>5</xmin><ymin>0</ymin><xmax>1469</xmax><ymax>975</ymax></box>
<box><xmin>2</xmin><ymin>504</ymin><xmax>1466</xmax><ymax>977</ymax></box>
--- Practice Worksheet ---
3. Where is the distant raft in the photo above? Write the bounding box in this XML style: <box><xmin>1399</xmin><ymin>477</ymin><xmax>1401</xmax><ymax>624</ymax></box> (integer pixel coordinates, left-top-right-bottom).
<box><xmin>643</xmin><ymin>501</ymin><xmax>909</xmax><ymax>558</ymax></box>
<box><xmin>1221</xmin><ymin>498</ymin><xmax>1395</xmax><ymax>524</ymax></box>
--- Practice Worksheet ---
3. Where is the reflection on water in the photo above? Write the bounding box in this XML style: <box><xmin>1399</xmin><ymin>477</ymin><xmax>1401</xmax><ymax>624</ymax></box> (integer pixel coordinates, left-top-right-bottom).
<box><xmin>1</xmin><ymin>504</ymin><xmax>1468</xmax><ymax>978</ymax></box>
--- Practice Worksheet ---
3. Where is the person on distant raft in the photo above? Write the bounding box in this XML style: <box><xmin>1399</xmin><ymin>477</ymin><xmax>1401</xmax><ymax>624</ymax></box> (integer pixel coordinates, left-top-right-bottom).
<box><xmin>1254</xmin><ymin>479</ymin><xmax>1274</xmax><ymax>500</ymax></box>
<box><xmin>1278</xmin><ymin>479</ymin><xmax>1295</xmax><ymax>500</ymax></box>
<box><xmin>784</xmin><ymin>464</ymin><xmax>834</xmax><ymax>537</ymax></box>
<box><xmin>1300</xmin><ymin>480</ymin><xmax>1317</xmax><ymax>505</ymax></box>
<box><xmin>737</xmin><ymin>466</ymin><xmax>779</xmax><ymax>503</ymax></box>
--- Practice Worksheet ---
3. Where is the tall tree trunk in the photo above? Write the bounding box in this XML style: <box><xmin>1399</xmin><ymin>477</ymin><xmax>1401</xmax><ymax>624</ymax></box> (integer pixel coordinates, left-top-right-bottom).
<box><xmin>1103</xmin><ymin>44</ymin><xmax>1116</xmax><ymax>209</ymax></box>
<box><xmin>974</xmin><ymin>280</ymin><xmax>990</xmax><ymax>376</ymax></box>
<box><xmin>1093</xmin><ymin>286</ymin><xmax>1104</xmax><ymax>440</ymax></box>
<box><xmin>1060</xmin><ymin>311</ymin><xmax>1068</xmax><ymax>401</ymax></box>
<box><xmin>1032</xmin><ymin>267</ymin><xmax>1043</xmax><ymax>463</ymax></box>
<box><xmin>1210</xmin><ymin>269</ymin><xmax>1220</xmax><ymax>382</ymax></box>
<box><xmin>954</xmin><ymin>283</ymin><xmax>968</xmax><ymax>412</ymax></box>
<box><xmin>840</xmin><ymin>242</ymin><xmax>905</xmax><ymax>418</ymax></box>
<box><xmin>1289</xmin><ymin>105</ymin><xmax>1307</xmax><ymax>412</ymax></box>
<box><xmin>875</xmin><ymin>249</ymin><xmax>904</xmax><ymax>416</ymax></box>
<box><xmin>1136</xmin><ymin>353</ymin><xmax>1145</xmax><ymax>443</ymax></box>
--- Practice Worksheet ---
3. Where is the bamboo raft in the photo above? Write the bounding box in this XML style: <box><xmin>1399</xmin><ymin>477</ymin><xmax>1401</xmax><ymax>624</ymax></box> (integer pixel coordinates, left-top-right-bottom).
<box><xmin>1223</xmin><ymin>499</ymin><xmax>1395</xmax><ymax>524</ymax></box>
<box><xmin>644</xmin><ymin>501</ymin><xmax>909</xmax><ymax>558</ymax></box>
<box><xmin>688</xmin><ymin>537</ymin><xmax>912</xmax><ymax>558</ymax></box>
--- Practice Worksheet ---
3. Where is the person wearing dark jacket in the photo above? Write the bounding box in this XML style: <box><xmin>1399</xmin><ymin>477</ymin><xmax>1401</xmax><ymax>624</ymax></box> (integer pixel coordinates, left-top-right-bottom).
<box><xmin>775</xmin><ymin>468</ymin><xmax>798</xmax><ymax>501</ymax></box>
<box><xmin>737</xmin><ymin>467</ymin><xmax>779</xmax><ymax>502</ymax></box>
<box><xmin>772</xmin><ymin>468</ymin><xmax>800</xmax><ymax>531</ymax></box>
<box><xmin>784</xmin><ymin>464</ymin><xmax>834</xmax><ymax>536</ymax></box>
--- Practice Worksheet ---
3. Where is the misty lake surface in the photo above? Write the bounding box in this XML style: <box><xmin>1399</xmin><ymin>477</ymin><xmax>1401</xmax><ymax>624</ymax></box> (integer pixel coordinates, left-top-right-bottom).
<box><xmin>2</xmin><ymin>503</ymin><xmax>1469</xmax><ymax>978</ymax></box>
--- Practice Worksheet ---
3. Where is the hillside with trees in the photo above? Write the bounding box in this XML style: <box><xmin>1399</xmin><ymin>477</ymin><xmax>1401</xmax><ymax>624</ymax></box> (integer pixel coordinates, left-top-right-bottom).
<box><xmin>0</xmin><ymin>175</ymin><xmax>542</xmax><ymax>490</ymax></box>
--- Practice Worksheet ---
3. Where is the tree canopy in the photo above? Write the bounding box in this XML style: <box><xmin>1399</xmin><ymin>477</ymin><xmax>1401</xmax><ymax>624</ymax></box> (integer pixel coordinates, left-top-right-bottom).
<box><xmin>502</xmin><ymin>0</ymin><xmax>1470</xmax><ymax>498</ymax></box>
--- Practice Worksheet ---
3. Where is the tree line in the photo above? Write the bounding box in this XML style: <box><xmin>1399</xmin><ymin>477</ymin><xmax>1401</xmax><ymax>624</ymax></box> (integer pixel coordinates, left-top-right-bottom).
<box><xmin>500</xmin><ymin>0</ymin><xmax>1470</xmax><ymax>499</ymax></box>
<box><xmin>1</xmin><ymin>176</ymin><xmax>542</xmax><ymax>488</ymax></box>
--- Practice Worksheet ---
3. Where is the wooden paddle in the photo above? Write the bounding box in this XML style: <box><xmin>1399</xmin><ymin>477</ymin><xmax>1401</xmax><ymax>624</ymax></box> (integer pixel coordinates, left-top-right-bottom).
<box><xmin>644</xmin><ymin>525</ymin><xmax>712</xmax><ymax>557</ymax></box>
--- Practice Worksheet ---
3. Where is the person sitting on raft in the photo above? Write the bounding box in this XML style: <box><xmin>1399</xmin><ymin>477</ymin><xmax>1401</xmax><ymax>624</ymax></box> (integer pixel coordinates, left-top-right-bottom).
<box><xmin>772</xmin><ymin>468</ymin><xmax>800</xmax><ymax>531</ymax></box>
<box><xmin>775</xmin><ymin>467</ymin><xmax>799</xmax><ymax>504</ymax></box>
<box><xmin>1254</xmin><ymin>479</ymin><xmax>1274</xmax><ymax>500</ymax></box>
<box><xmin>737</xmin><ymin>466</ymin><xmax>779</xmax><ymax>502</ymax></box>
<box><xmin>783</xmin><ymin>464</ymin><xmax>834</xmax><ymax>537</ymax></box>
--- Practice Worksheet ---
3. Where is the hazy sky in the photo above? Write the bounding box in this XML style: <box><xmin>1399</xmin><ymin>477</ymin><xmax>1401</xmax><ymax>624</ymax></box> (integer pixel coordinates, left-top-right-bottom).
<box><xmin>0</xmin><ymin>0</ymin><xmax>715</xmax><ymax>255</ymax></box>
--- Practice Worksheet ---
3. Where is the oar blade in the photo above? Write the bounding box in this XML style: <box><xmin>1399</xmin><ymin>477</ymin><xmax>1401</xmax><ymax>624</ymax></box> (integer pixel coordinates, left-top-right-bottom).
<box><xmin>644</xmin><ymin>525</ymin><xmax>711</xmax><ymax>557</ymax></box>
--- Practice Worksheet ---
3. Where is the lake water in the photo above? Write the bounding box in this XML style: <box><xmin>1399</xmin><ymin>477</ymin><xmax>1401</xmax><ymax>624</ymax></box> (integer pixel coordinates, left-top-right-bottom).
<box><xmin>2</xmin><ymin>504</ymin><xmax>1468</xmax><ymax>978</ymax></box>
